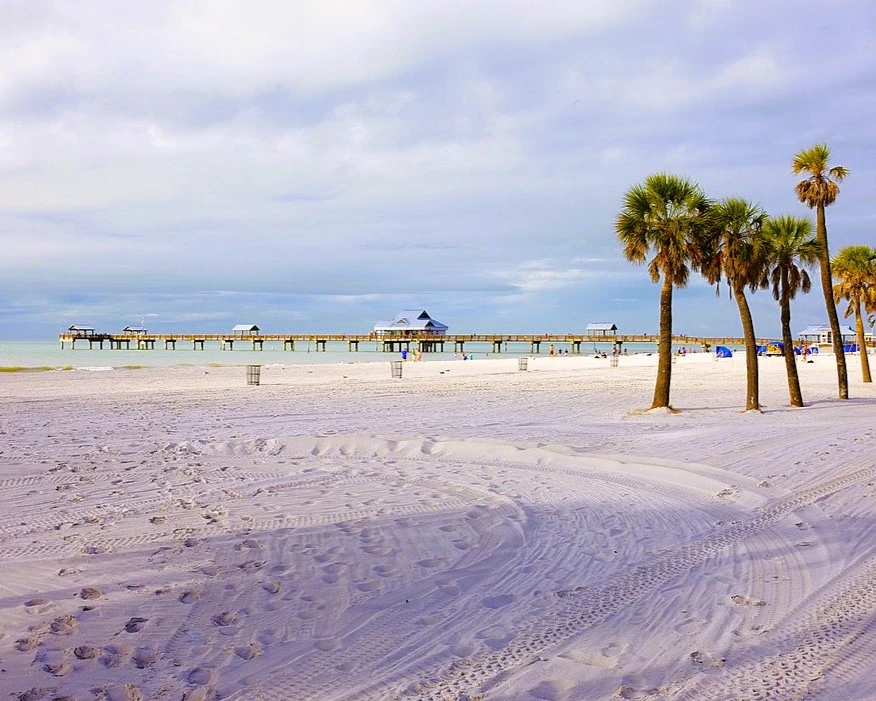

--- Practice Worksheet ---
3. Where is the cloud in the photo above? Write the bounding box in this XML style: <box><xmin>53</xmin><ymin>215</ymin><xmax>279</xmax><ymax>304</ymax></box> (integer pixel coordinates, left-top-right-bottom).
<box><xmin>1</xmin><ymin>0</ymin><xmax>875</xmax><ymax>339</ymax></box>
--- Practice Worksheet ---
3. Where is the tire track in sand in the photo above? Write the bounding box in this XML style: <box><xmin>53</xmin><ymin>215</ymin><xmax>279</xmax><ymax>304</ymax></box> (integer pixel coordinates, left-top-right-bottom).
<box><xmin>372</xmin><ymin>456</ymin><xmax>876</xmax><ymax>700</ymax></box>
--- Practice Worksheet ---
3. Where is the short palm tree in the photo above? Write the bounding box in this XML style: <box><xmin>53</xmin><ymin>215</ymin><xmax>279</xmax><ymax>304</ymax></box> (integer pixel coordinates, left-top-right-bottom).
<box><xmin>702</xmin><ymin>198</ymin><xmax>768</xmax><ymax>411</ymax></box>
<box><xmin>762</xmin><ymin>215</ymin><xmax>821</xmax><ymax>407</ymax></box>
<box><xmin>792</xmin><ymin>144</ymin><xmax>849</xmax><ymax>399</ymax></box>
<box><xmin>832</xmin><ymin>245</ymin><xmax>876</xmax><ymax>383</ymax></box>
<box><xmin>616</xmin><ymin>173</ymin><xmax>712</xmax><ymax>409</ymax></box>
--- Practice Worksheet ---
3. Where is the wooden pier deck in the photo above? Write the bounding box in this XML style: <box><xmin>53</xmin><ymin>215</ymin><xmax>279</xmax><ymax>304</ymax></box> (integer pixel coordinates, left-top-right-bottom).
<box><xmin>59</xmin><ymin>331</ymin><xmax>769</xmax><ymax>353</ymax></box>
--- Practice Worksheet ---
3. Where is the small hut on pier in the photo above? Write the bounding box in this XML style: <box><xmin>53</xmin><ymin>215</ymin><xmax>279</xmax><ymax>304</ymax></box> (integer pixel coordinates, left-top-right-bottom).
<box><xmin>585</xmin><ymin>322</ymin><xmax>617</xmax><ymax>336</ymax></box>
<box><xmin>232</xmin><ymin>324</ymin><xmax>260</xmax><ymax>337</ymax></box>
<box><xmin>67</xmin><ymin>325</ymin><xmax>96</xmax><ymax>338</ymax></box>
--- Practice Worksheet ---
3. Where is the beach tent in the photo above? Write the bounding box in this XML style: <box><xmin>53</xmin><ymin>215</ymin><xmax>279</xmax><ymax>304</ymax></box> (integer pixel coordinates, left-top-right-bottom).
<box><xmin>844</xmin><ymin>343</ymin><xmax>859</xmax><ymax>353</ymax></box>
<box><xmin>765</xmin><ymin>341</ymin><xmax>784</xmax><ymax>356</ymax></box>
<box><xmin>756</xmin><ymin>344</ymin><xmax>767</xmax><ymax>355</ymax></box>
<box><xmin>715</xmin><ymin>346</ymin><xmax>733</xmax><ymax>358</ymax></box>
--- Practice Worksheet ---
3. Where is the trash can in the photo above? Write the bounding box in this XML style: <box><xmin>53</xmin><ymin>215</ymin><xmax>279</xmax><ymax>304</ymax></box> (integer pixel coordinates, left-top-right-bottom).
<box><xmin>246</xmin><ymin>365</ymin><xmax>261</xmax><ymax>385</ymax></box>
<box><xmin>518</xmin><ymin>357</ymin><xmax>528</xmax><ymax>371</ymax></box>
<box><xmin>610</xmin><ymin>355</ymin><xmax>619</xmax><ymax>368</ymax></box>
<box><xmin>390</xmin><ymin>361</ymin><xmax>403</xmax><ymax>379</ymax></box>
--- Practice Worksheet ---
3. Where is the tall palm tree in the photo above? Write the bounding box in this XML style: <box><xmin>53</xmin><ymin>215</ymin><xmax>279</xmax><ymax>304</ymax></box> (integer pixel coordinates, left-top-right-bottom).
<box><xmin>762</xmin><ymin>215</ymin><xmax>821</xmax><ymax>407</ymax></box>
<box><xmin>616</xmin><ymin>173</ymin><xmax>712</xmax><ymax>409</ymax></box>
<box><xmin>792</xmin><ymin>143</ymin><xmax>849</xmax><ymax>399</ymax></box>
<box><xmin>703</xmin><ymin>198</ymin><xmax>768</xmax><ymax>411</ymax></box>
<box><xmin>832</xmin><ymin>245</ymin><xmax>876</xmax><ymax>383</ymax></box>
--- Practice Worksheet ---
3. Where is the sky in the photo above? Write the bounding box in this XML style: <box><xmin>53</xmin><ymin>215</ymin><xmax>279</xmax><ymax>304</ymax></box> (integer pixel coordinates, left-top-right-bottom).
<box><xmin>1</xmin><ymin>0</ymin><xmax>875</xmax><ymax>340</ymax></box>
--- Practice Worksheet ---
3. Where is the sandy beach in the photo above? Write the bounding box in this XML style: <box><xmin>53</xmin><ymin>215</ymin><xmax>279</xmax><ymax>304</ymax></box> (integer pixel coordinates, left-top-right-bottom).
<box><xmin>1</xmin><ymin>352</ymin><xmax>875</xmax><ymax>700</ymax></box>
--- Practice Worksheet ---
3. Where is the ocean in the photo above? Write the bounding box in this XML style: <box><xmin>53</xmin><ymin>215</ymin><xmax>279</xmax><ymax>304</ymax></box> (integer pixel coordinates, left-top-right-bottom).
<box><xmin>0</xmin><ymin>339</ymin><xmax>688</xmax><ymax>370</ymax></box>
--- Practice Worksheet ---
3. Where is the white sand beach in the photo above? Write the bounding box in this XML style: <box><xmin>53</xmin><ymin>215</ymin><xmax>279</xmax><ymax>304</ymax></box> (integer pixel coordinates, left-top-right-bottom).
<box><xmin>1</xmin><ymin>352</ymin><xmax>875</xmax><ymax>701</ymax></box>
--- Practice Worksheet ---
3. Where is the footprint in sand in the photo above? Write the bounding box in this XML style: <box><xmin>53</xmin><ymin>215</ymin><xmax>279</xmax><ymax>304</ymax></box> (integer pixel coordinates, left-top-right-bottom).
<box><xmin>23</xmin><ymin>598</ymin><xmax>55</xmax><ymax>615</ymax></box>
<box><xmin>124</xmin><ymin>617</ymin><xmax>148</xmax><ymax>633</ymax></box>
<box><xmin>528</xmin><ymin>680</ymin><xmax>571</xmax><ymax>700</ymax></box>
<box><xmin>50</xmin><ymin>614</ymin><xmax>78</xmax><ymax>635</ymax></box>
<box><xmin>132</xmin><ymin>646</ymin><xmax>158</xmax><ymax>669</ymax></box>
<box><xmin>179</xmin><ymin>590</ymin><xmax>201</xmax><ymax>604</ymax></box>
<box><xmin>79</xmin><ymin>587</ymin><xmax>101</xmax><ymax>600</ymax></box>
<box><xmin>261</xmin><ymin>580</ymin><xmax>282</xmax><ymax>594</ymax></box>
<box><xmin>74</xmin><ymin>644</ymin><xmax>101</xmax><ymax>659</ymax></box>
<box><xmin>100</xmin><ymin>644</ymin><xmax>130</xmax><ymax>668</ymax></box>
<box><xmin>257</xmin><ymin>629</ymin><xmax>281</xmax><ymax>645</ymax></box>
<box><xmin>188</xmin><ymin>666</ymin><xmax>214</xmax><ymax>684</ymax></box>
<box><xmin>234</xmin><ymin>642</ymin><xmax>263</xmax><ymax>660</ymax></box>
<box><xmin>356</xmin><ymin>580</ymin><xmax>381</xmax><ymax>593</ymax></box>
<box><xmin>15</xmin><ymin>636</ymin><xmax>40</xmax><ymax>651</ymax></box>
<box><xmin>416</xmin><ymin>558</ymin><xmax>447</xmax><ymax>569</ymax></box>
<box><xmin>361</xmin><ymin>545</ymin><xmax>394</xmax><ymax>556</ymax></box>
<box><xmin>212</xmin><ymin>611</ymin><xmax>238</xmax><ymax>627</ymax></box>
<box><xmin>373</xmin><ymin>564</ymin><xmax>398</xmax><ymax>578</ymax></box>
<box><xmin>238</xmin><ymin>560</ymin><xmax>266</xmax><ymax>572</ymax></box>
<box><xmin>106</xmin><ymin>684</ymin><xmax>144</xmax><ymax>701</ymax></box>
<box><xmin>43</xmin><ymin>660</ymin><xmax>73</xmax><ymax>676</ymax></box>
<box><xmin>314</xmin><ymin>637</ymin><xmax>340</xmax><ymax>652</ymax></box>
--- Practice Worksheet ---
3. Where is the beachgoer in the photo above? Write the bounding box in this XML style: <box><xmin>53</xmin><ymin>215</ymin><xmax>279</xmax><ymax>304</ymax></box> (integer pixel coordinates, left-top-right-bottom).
<box><xmin>549</xmin><ymin>344</ymin><xmax>555</xmax><ymax>356</ymax></box>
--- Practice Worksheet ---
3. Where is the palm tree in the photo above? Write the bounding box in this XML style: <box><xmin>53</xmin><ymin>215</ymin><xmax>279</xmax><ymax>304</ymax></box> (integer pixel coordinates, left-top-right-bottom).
<box><xmin>832</xmin><ymin>245</ymin><xmax>876</xmax><ymax>383</ymax></box>
<box><xmin>703</xmin><ymin>198</ymin><xmax>768</xmax><ymax>411</ymax></box>
<box><xmin>792</xmin><ymin>144</ymin><xmax>849</xmax><ymax>399</ymax></box>
<box><xmin>762</xmin><ymin>215</ymin><xmax>821</xmax><ymax>407</ymax></box>
<box><xmin>616</xmin><ymin>173</ymin><xmax>712</xmax><ymax>409</ymax></box>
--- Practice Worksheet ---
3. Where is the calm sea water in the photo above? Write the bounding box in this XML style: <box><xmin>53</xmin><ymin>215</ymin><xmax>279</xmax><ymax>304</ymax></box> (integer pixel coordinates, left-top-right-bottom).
<box><xmin>0</xmin><ymin>340</ymin><xmax>680</xmax><ymax>370</ymax></box>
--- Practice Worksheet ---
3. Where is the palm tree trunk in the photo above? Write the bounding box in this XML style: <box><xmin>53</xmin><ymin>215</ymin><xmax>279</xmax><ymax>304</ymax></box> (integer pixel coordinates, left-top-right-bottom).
<box><xmin>733</xmin><ymin>287</ymin><xmax>760</xmax><ymax>411</ymax></box>
<box><xmin>816</xmin><ymin>203</ymin><xmax>849</xmax><ymax>398</ymax></box>
<box><xmin>652</xmin><ymin>277</ymin><xmax>673</xmax><ymax>409</ymax></box>
<box><xmin>780</xmin><ymin>270</ymin><xmax>804</xmax><ymax>407</ymax></box>
<box><xmin>853</xmin><ymin>302</ymin><xmax>872</xmax><ymax>383</ymax></box>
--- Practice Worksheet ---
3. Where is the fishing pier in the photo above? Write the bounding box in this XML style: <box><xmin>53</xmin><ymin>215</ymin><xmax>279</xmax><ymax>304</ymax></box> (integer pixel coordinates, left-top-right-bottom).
<box><xmin>59</xmin><ymin>330</ymin><xmax>763</xmax><ymax>354</ymax></box>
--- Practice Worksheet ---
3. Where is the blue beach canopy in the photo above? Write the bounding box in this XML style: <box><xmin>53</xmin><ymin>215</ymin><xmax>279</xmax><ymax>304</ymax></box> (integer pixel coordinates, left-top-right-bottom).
<box><xmin>715</xmin><ymin>346</ymin><xmax>732</xmax><ymax>358</ymax></box>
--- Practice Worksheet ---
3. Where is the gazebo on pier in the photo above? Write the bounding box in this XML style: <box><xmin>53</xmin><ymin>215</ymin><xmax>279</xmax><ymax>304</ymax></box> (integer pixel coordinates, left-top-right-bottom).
<box><xmin>373</xmin><ymin>310</ymin><xmax>449</xmax><ymax>352</ymax></box>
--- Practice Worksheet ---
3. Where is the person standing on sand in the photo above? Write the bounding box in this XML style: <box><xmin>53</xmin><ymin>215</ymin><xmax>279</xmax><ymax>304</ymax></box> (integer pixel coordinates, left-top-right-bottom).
<box><xmin>549</xmin><ymin>344</ymin><xmax>555</xmax><ymax>356</ymax></box>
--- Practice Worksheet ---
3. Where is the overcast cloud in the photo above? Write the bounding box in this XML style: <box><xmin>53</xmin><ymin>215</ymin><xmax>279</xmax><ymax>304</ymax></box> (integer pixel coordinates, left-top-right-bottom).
<box><xmin>1</xmin><ymin>0</ymin><xmax>875</xmax><ymax>338</ymax></box>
